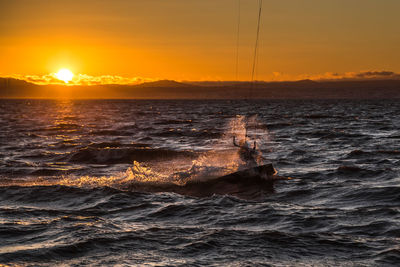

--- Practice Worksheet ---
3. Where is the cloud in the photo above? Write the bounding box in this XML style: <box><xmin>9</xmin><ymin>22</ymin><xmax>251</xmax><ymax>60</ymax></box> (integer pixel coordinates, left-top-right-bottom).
<box><xmin>11</xmin><ymin>73</ymin><xmax>155</xmax><ymax>85</ymax></box>
<box><xmin>71</xmin><ymin>74</ymin><xmax>154</xmax><ymax>85</ymax></box>
<box><xmin>268</xmin><ymin>70</ymin><xmax>400</xmax><ymax>81</ymax></box>
<box><xmin>302</xmin><ymin>71</ymin><xmax>400</xmax><ymax>81</ymax></box>
<box><xmin>354</xmin><ymin>71</ymin><xmax>400</xmax><ymax>79</ymax></box>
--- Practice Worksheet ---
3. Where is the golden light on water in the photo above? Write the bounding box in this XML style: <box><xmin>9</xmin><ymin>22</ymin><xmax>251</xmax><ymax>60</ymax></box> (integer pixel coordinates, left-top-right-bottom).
<box><xmin>55</xmin><ymin>69</ymin><xmax>74</xmax><ymax>83</ymax></box>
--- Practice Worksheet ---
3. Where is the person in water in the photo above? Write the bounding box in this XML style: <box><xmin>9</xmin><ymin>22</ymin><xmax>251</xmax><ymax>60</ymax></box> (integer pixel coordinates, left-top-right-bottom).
<box><xmin>233</xmin><ymin>136</ymin><xmax>259</xmax><ymax>167</ymax></box>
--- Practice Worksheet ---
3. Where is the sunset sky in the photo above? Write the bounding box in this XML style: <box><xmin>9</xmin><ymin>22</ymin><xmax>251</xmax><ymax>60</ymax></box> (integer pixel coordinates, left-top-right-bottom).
<box><xmin>1</xmin><ymin>0</ymin><xmax>400</xmax><ymax>84</ymax></box>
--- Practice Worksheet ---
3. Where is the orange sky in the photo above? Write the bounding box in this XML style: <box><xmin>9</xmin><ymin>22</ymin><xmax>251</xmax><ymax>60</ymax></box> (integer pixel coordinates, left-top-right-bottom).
<box><xmin>1</xmin><ymin>0</ymin><xmax>400</xmax><ymax>84</ymax></box>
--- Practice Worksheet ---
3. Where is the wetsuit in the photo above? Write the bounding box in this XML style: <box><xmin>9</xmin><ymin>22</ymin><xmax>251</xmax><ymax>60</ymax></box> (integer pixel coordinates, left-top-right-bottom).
<box><xmin>233</xmin><ymin>136</ymin><xmax>258</xmax><ymax>167</ymax></box>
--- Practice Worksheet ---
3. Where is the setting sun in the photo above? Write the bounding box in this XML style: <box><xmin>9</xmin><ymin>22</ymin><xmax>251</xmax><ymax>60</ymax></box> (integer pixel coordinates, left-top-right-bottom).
<box><xmin>55</xmin><ymin>69</ymin><xmax>74</xmax><ymax>83</ymax></box>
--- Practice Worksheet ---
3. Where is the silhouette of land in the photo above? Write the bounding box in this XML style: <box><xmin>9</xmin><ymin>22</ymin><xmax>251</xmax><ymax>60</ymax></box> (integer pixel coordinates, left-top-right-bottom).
<box><xmin>1</xmin><ymin>77</ymin><xmax>400</xmax><ymax>99</ymax></box>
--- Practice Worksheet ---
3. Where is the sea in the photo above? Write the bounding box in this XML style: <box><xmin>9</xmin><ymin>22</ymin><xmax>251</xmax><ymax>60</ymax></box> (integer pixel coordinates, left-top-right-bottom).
<box><xmin>0</xmin><ymin>99</ymin><xmax>399</xmax><ymax>266</ymax></box>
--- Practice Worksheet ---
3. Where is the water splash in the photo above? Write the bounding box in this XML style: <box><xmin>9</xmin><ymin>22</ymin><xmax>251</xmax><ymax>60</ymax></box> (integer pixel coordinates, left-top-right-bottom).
<box><xmin>1</xmin><ymin>115</ymin><xmax>273</xmax><ymax>189</ymax></box>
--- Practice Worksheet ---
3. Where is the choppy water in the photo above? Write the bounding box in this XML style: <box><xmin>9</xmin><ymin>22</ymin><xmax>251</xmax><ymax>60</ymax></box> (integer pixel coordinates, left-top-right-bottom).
<box><xmin>0</xmin><ymin>99</ymin><xmax>399</xmax><ymax>266</ymax></box>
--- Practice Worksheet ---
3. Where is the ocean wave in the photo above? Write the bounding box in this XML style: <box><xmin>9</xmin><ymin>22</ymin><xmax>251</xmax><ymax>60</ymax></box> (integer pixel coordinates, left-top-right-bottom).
<box><xmin>376</xmin><ymin>248</ymin><xmax>400</xmax><ymax>265</ymax></box>
<box><xmin>154</xmin><ymin>119</ymin><xmax>194</xmax><ymax>125</ymax></box>
<box><xmin>63</xmin><ymin>147</ymin><xmax>195</xmax><ymax>164</ymax></box>
<box><xmin>89</xmin><ymin>129</ymin><xmax>132</xmax><ymax>136</ymax></box>
<box><xmin>347</xmin><ymin>149</ymin><xmax>400</xmax><ymax>158</ymax></box>
<box><xmin>153</xmin><ymin>129</ymin><xmax>221</xmax><ymax>139</ymax></box>
<box><xmin>34</xmin><ymin>123</ymin><xmax>82</xmax><ymax>132</ymax></box>
<box><xmin>86</xmin><ymin>142</ymin><xmax>150</xmax><ymax>149</ymax></box>
<box><xmin>336</xmin><ymin>165</ymin><xmax>387</xmax><ymax>177</ymax></box>
<box><xmin>338</xmin><ymin>186</ymin><xmax>400</xmax><ymax>204</ymax></box>
<box><xmin>0</xmin><ymin>159</ymin><xmax>278</xmax><ymax>200</ymax></box>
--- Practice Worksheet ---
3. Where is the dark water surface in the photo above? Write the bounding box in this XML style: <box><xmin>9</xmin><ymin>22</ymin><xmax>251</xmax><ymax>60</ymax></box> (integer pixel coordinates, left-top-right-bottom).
<box><xmin>1</xmin><ymin>99</ymin><xmax>399</xmax><ymax>266</ymax></box>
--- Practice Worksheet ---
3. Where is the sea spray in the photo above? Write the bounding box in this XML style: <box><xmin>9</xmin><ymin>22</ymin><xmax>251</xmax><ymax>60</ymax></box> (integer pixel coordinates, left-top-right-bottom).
<box><xmin>0</xmin><ymin>114</ymin><xmax>274</xmax><ymax>190</ymax></box>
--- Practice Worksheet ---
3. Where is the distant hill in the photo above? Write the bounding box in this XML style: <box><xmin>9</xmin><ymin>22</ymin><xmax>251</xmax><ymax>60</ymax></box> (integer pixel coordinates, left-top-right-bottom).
<box><xmin>134</xmin><ymin>80</ymin><xmax>192</xmax><ymax>88</ymax></box>
<box><xmin>0</xmin><ymin>78</ymin><xmax>38</xmax><ymax>88</ymax></box>
<box><xmin>0</xmin><ymin>78</ymin><xmax>40</xmax><ymax>98</ymax></box>
<box><xmin>186</xmin><ymin>79</ymin><xmax>318</xmax><ymax>88</ymax></box>
<box><xmin>1</xmin><ymin>77</ymin><xmax>400</xmax><ymax>99</ymax></box>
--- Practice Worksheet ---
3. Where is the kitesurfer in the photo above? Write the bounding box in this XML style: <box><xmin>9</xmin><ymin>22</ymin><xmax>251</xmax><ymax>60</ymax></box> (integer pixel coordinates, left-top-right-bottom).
<box><xmin>233</xmin><ymin>136</ymin><xmax>259</xmax><ymax>167</ymax></box>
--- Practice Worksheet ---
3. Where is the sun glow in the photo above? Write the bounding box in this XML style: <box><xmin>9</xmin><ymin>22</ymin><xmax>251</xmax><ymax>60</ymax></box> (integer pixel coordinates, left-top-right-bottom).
<box><xmin>55</xmin><ymin>69</ymin><xmax>74</xmax><ymax>83</ymax></box>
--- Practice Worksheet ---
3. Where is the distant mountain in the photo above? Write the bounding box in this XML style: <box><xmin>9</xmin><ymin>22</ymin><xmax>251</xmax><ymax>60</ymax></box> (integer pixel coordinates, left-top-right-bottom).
<box><xmin>135</xmin><ymin>80</ymin><xmax>193</xmax><ymax>88</ymax></box>
<box><xmin>1</xmin><ymin>77</ymin><xmax>400</xmax><ymax>99</ymax></box>
<box><xmin>0</xmin><ymin>78</ymin><xmax>40</xmax><ymax>98</ymax></box>
<box><xmin>186</xmin><ymin>79</ymin><xmax>318</xmax><ymax>88</ymax></box>
<box><xmin>0</xmin><ymin>77</ymin><xmax>38</xmax><ymax>88</ymax></box>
